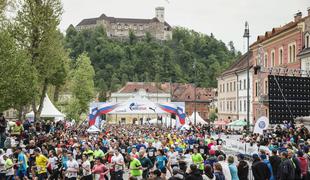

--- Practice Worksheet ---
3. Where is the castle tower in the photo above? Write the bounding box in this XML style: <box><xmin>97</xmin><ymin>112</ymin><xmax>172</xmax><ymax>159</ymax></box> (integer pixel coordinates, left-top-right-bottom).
<box><xmin>155</xmin><ymin>7</ymin><xmax>165</xmax><ymax>23</ymax></box>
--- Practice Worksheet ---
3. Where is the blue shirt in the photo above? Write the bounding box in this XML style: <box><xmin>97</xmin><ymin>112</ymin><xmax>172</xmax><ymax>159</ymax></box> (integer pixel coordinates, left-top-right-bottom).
<box><xmin>156</xmin><ymin>155</ymin><xmax>168</xmax><ymax>171</ymax></box>
<box><xmin>228</xmin><ymin>164</ymin><xmax>239</xmax><ymax>180</ymax></box>
<box><xmin>18</xmin><ymin>153</ymin><xmax>27</xmax><ymax>171</ymax></box>
<box><xmin>62</xmin><ymin>156</ymin><xmax>68</xmax><ymax>169</ymax></box>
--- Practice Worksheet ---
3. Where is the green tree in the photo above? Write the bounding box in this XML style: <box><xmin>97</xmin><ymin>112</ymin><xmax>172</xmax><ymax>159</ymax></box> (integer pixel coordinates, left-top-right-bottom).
<box><xmin>67</xmin><ymin>53</ymin><xmax>95</xmax><ymax>120</ymax></box>
<box><xmin>209</xmin><ymin>111</ymin><xmax>218</xmax><ymax>122</ymax></box>
<box><xmin>64</xmin><ymin>25</ymin><xmax>240</xmax><ymax>92</ymax></box>
<box><xmin>0</xmin><ymin>30</ymin><xmax>36</xmax><ymax>116</ymax></box>
<box><xmin>13</xmin><ymin>0</ymin><xmax>64</xmax><ymax>121</ymax></box>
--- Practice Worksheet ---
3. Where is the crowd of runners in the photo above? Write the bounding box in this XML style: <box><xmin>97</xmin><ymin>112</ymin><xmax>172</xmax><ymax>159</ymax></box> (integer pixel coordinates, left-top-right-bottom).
<box><xmin>0</xmin><ymin>113</ymin><xmax>309</xmax><ymax>180</ymax></box>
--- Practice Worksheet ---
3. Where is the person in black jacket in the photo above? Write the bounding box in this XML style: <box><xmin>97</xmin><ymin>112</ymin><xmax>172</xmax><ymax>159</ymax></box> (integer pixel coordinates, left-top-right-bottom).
<box><xmin>251</xmin><ymin>154</ymin><xmax>271</xmax><ymax>180</ymax></box>
<box><xmin>277</xmin><ymin>151</ymin><xmax>295</xmax><ymax>180</ymax></box>
<box><xmin>288</xmin><ymin>149</ymin><xmax>301</xmax><ymax>180</ymax></box>
<box><xmin>185</xmin><ymin>164</ymin><xmax>203</xmax><ymax>180</ymax></box>
<box><xmin>269</xmin><ymin>149</ymin><xmax>281</xmax><ymax>180</ymax></box>
<box><xmin>237</xmin><ymin>154</ymin><xmax>249</xmax><ymax>180</ymax></box>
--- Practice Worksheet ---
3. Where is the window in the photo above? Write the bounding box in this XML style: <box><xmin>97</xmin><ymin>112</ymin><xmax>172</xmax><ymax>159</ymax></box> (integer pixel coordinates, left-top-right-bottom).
<box><xmin>294</xmin><ymin>45</ymin><xmax>296</xmax><ymax>61</ymax></box>
<box><xmin>239</xmin><ymin>80</ymin><xmax>242</xmax><ymax>90</ymax></box>
<box><xmin>306</xmin><ymin>61</ymin><xmax>310</xmax><ymax>71</ymax></box>
<box><xmin>244</xmin><ymin>79</ymin><xmax>246</xmax><ymax>90</ymax></box>
<box><xmin>230</xmin><ymin>82</ymin><xmax>232</xmax><ymax>92</ymax></box>
<box><xmin>288</xmin><ymin>43</ymin><xmax>296</xmax><ymax>63</ymax></box>
<box><xmin>233</xmin><ymin>81</ymin><xmax>236</xmax><ymax>91</ymax></box>
<box><xmin>279</xmin><ymin>48</ymin><xmax>283</xmax><ymax>65</ymax></box>
<box><xmin>271</xmin><ymin>50</ymin><xmax>275</xmax><ymax>67</ymax></box>
<box><xmin>220</xmin><ymin>84</ymin><xmax>222</xmax><ymax>93</ymax></box>
<box><xmin>264</xmin><ymin>53</ymin><xmax>268</xmax><ymax>67</ymax></box>
<box><xmin>306</xmin><ymin>35</ymin><xmax>309</xmax><ymax>48</ymax></box>
<box><xmin>264</xmin><ymin>80</ymin><xmax>268</xmax><ymax>94</ymax></box>
<box><xmin>255</xmin><ymin>82</ymin><xmax>258</xmax><ymax>97</ymax></box>
<box><xmin>139</xmin><ymin>25</ymin><xmax>143</xmax><ymax>30</ymax></box>
<box><xmin>227</xmin><ymin>83</ymin><xmax>229</xmax><ymax>92</ymax></box>
<box><xmin>240</xmin><ymin>100</ymin><xmax>242</xmax><ymax>112</ymax></box>
<box><xmin>220</xmin><ymin>102</ymin><xmax>222</xmax><ymax>111</ymax></box>
<box><xmin>289</xmin><ymin>46</ymin><xmax>292</xmax><ymax>63</ymax></box>
<box><xmin>223</xmin><ymin>84</ymin><xmax>225</xmax><ymax>93</ymax></box>
<box><xmin>227</xmin><ymin>101</ymin><xmax>229</xmax><ymax>112</ymax></box>
<box><xmin>244</xmin><ymin>100</ymin><xmax>246</xmax><ymax>112</ymax></box>
<box><xmin>230</xmin><ymin>101</ymin><xmax>232</xmax><ymax>112</ymax></box>
<box><xmin>233</xmin><ymin>101</ymin><xmax>236</xmax><ymax>111</ymax></box>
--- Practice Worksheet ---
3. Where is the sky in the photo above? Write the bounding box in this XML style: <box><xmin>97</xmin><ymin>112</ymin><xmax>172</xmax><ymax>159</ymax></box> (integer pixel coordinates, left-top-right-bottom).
<box><xmin>60</xmin><ymin>0</ymin><xmax>310</xmax><ymax>52</ymax></box>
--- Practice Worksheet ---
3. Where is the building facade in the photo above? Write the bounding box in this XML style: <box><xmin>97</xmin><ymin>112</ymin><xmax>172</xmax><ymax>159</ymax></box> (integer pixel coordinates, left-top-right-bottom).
<box><xmin>217</xmin><ymin>53</ymin><xmax>254</xmax><ymax>124</ymax></box>
<box><xmin>299</xmin><ymin>9</ymin><xmax>310</xmax><ymax>75</ymax></box>
<box><xmin>76</xmin><ymin>7</ymin><xmax>172</xmax><ymax>41</ymax></box>
<box><xmin>251</xmin><ymin>11</ymin><xmax>308</xmax><ymax>122</ymax></box>
<box><xmin>108</xmin><ymin>82</ymin><xmax>170</xmax><ymax>103</ymax></box>
<box><xmin>160</xmin><ymin>83</ymin><xmax>215</xmax><ymax>121</ymax></box>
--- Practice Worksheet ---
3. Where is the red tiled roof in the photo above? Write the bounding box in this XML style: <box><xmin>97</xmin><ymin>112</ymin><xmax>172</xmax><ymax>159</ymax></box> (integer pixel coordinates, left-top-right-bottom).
<box><xmin>251</xmin><ymin>15</ymin><xmax>308</xmax><ymax>47</ymax></box>
<box><xmin>118</xmin><ymin>82</ymin><xmax>164</xmax><ymax>93</ymax></box>
<box><xmin>161</xmin><ymin>83</ymin><xmax>215</xmax><ymax>102</ymax></box>
<box><xmin>117</xmin><ymin>82</ymin><xmax>215</xmax><ymax>102</ymax></box>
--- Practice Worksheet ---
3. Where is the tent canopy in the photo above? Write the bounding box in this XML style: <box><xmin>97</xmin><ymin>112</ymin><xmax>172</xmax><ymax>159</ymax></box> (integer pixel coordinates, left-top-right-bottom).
<box><xmin>108</xmin><ymin>95</ymin><xmax>168</xmax><ymax>115</ymax></box>
<box><xmin>189</xmin><ymin>112</ymin><xmax>207</xmax><ymax>125</ymax></box>
<box><xmin>26</xmin><ymin>94</ymin><xmax>65</xmax><ymax>118</ymax></box>
<box><xmin>214</xmin><ymin>120</ymin><xmax>228</xmax><ymax>126</ymax></box>
<box><xmin>228</xmin><ymin>119</ymin><xmax>247</xmax><ymax>126</ymax></box>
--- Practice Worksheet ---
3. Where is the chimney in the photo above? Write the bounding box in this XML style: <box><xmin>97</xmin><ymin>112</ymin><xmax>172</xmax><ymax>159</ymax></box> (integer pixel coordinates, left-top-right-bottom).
<box><xmin>308</xmin><ymin>7</ymin><xmax>310</xmax><ymax>16</ymax></box>
<box><xmin>294</xmin><ymin>11</ymin><xmax>302</xmax><ymax>22</ymax></box>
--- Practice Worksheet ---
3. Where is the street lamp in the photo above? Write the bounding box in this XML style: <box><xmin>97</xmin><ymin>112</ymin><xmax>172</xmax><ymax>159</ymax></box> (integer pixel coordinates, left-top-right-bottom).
<box><xmin>243</xmin><ymin>21</ymin><xmax>250</xmax><ymax>134</ymax></box>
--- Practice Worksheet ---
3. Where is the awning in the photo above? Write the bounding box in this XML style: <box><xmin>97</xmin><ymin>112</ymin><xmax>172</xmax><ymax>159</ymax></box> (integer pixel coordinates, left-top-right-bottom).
<box><xmin>227</xmin><ymin>119</ymin><xmax>247</xmax><ymax>126</ymax></box>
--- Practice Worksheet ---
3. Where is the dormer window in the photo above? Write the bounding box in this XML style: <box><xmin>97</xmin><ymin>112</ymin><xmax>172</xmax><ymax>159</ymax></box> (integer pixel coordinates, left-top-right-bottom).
<box><xmin>187</xmin><ymin>95</ymin><xmax>190</xmax><ymax>99</ymax></box>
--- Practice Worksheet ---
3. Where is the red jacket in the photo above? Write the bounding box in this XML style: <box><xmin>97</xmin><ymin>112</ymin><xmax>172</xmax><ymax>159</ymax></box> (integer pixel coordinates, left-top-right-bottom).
<box><xmin>297</xmin><ymin>156</ymin><xmax>308</xmax><ymax>175</ymax></box>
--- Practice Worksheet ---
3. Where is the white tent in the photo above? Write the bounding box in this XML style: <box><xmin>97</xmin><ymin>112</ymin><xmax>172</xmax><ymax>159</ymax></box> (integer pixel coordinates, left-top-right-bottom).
<box><xmin>108</xmin><ymin>95</ymin><xmax>168</xmax><ymax>115</ymax></box>
<box><xmin>189</xmin><ymin>112</ymin><xmax>207</xmax><ymax>125</ymax></box>
<box><xmin>87</xmin><ymin>125</ymin><xmax>100</xmax><ymax>133</ymax></box>
<box><xmin>26</xmin><ymin>94</ymin><xmax>65</xmax><ymax>119</ymax></box>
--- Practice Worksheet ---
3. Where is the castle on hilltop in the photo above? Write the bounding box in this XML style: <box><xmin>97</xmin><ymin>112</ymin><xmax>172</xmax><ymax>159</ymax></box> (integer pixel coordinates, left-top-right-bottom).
<box><xmin>76</xmin><ymin>7</ymin><xmax>172</xmax><ymax>41</ymax></box>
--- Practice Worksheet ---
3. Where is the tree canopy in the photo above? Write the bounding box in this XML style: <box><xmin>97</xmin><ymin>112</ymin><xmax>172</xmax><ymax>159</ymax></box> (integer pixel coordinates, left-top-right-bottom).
<box><xmin>64</xmin><ymin>26</ymin><xmax>240</xmax><ymax>99</ymax></box>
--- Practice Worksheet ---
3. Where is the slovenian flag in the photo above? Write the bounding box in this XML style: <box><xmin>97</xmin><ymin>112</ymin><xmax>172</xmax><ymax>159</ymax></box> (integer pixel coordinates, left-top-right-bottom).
<box><xmin>176</xmin><ymin>107</ymin><xmax>186</xmax><ymax>125</ymax></box>
<box><xmin>158</xmin><ymin>103</ymin><xmax>186</xmax><ymax>125</ymax></box>
<box><xmin>89</xmin><ymin>107</ymin><xmax>99</xmax><ymax>126</ymax></box>
<box><xmin>88</xmin><ymin>103</ymin><xmax>118</xmax><ymax>126</ymax></box>
<box><xmin>97</xmin><ymin>103</ymin><xmax>118</xmax><ymax>115</ymax></box>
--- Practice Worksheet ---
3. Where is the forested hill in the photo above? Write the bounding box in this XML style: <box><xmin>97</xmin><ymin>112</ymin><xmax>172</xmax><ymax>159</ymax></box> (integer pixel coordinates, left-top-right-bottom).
<box><xmin>64</xmin><ymin>25</ymin><xmax>241</xmax><ymax>93</ymax></box>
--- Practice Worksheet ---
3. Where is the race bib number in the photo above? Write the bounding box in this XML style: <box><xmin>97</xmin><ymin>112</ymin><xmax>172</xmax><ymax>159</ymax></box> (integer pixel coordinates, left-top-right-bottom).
<box><xmin>200</xmin><ymin>149</ymin><xmax>204</xmax><ymax>154</ymax></box>
<box><xmin>121</xmin><ymin>149</ymin><xmax>125</xmax><ymax>153</ymax></box>
<box><xmin>148</xmin><ymin>152</ymin><xmax>154</xmax><ymax>157</ymax></box>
